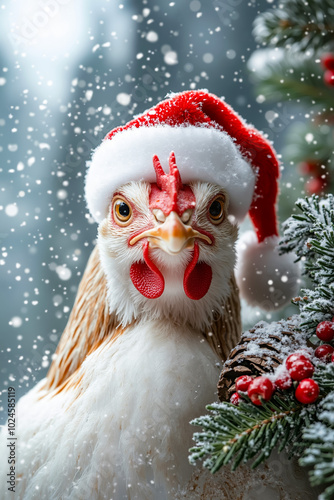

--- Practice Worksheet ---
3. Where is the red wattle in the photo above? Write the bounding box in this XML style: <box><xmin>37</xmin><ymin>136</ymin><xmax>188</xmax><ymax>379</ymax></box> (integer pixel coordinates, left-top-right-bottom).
<box><xmin>130</xmin><ymin>242</ymin><xmax>165</xmax><ymax>299</ymax></box>
<box><xmin>183</xmin><ymin>243</ymin><xmax>212</xmax><ymax>300</ymax></box>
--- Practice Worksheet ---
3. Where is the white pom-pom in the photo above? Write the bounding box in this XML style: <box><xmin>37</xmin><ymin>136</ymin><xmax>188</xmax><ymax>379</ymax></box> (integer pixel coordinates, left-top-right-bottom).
<box><xmin>235</xmin><ymin>231</ymin><xmax>301</xmax><ymax>311</ymax></box>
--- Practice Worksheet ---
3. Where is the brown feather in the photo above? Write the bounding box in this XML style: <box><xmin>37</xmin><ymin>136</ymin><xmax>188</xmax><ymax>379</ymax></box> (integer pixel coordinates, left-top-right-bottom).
<box><xmin>42</xmin><ymin>245</ymin><xmax>118</xmax><ymax>392</ymax></box>
<box><xmin>203</xmin><ymin>273</ymin><xmax>242</xmax><ymax>362</ymax></box>
<box><xmin>42</xmin><ymin>246</ymin><xmax>241</xmax><ymax>394</ymax></box>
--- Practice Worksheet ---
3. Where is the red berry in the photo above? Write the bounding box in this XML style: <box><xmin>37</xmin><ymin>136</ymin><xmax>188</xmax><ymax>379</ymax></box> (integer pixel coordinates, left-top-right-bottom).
<box><xmin>235</xmin><ymin>375</ymin><xmax>253</xmax><ymax>393</ymax></box>
<box><xmin>331</xmin><ymin>353</ymin><xmax>334</xmax><ymax>363</ymax></box>
<box><xmin>286</xmin><ymin>353</ymin><xmax>308</xmax><ymax>370</ymax></box>
<box><xmin>324</xmin><ymin>70</ymin><xmax>334</xmax><ymax>87</ymax></box>
<box><xmin>314</xmin><ymin>344</ymin><xmax>334</xmax><ymax>361</ymax></box>
<box><xmin>322</xmin><ymin>53</ymin><xmax>334</xmax><ymax>70</ymax></box>
<box><xmin>316</xmin><ymin>321</ymin><xmax>334</xmax><ymax>342</ymax></box>
<box><xmin>289</xmin><ymin>359</ymin><xmax>314</xmax><ymax>381</ymax></box>
<box><xmin>275</xmin><ymin>372</ymin><xmax>292</xmax><ymax>390</ymax></box>
<box><xmin>230</xmin><ymin>392</ymin><xmax>240</xmax><ymax>405</ymax></box>
<box><xmin>306</xmin><ymin>177</ymin><xmax>326</xmax><ymax>195</ymax></box>
<box><xmin>247</xmin><ymin>377</ymin><xmax>274</xmax><ymax>406</ymax></box>
<box><xmin>298</xmin><ymin>161</ymin><xmax>319</xmax><ymax>175</ymax></box>
<box><xmin>295</xmin><ymin>379</ymin><xmax>319</xmax><ymax>404</ymax></box>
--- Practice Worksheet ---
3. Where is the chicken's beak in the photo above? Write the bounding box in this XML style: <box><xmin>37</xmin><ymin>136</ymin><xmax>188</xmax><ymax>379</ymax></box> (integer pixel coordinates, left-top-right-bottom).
<box><xmin>129</xmin><ymin>211</ymin><xmax>212</xmax><ymax>255</ymax></box>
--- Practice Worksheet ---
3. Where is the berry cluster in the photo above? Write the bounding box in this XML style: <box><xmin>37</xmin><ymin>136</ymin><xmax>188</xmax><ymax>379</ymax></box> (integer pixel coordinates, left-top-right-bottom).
<box><xmin>285</xmin><ymin>353</ymin><xmax>318</xmax><ymax>404</ymax></box>
<box><xmin>231</xmin><ymin>351</ymin><xmax>319</xmax><ymax>407</ymax></box>
<box><xmin>230</xmin><ymin>318</ymin><xmax>334</xmax><ymax>408</ymax></box>
<box><xmin>313</xmin><ymin>319</ymin><xmax>334</xmax><ymax>367</ymax></box>
<box><xmin>231</xmin><ymin>375</ymin><xmax>273</xmax><ymax>407</ymax></box>
<box><xmin>231</xmin><ymin>375</ymin><xmax>275</xmax><ymax>407</ymax></box>
<box><xmin>230</xmin><ymin>351</ymin><xmax>319</xmax><ymax>406</ymax></box>
<box><xmin>321</xmin><ymin>53</ymin><xmax>334</xmax><ymax>87</ymax></box>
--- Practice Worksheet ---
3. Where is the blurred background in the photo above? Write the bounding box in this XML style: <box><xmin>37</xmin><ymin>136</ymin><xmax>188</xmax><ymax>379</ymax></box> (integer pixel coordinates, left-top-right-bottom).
<box><xmin>0</xmin><ymin>0</ymin><xmax>310</xmax><ymax>414</ymax></box>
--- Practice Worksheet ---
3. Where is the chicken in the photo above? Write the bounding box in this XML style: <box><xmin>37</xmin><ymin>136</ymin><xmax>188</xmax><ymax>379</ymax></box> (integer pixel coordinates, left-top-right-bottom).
<box><xmin>0</xmin><ymin>154</ymin><xmax>242</xmax><ymax>500</ymax></box>
<box><xmin>0</xmin><ymin>90</ymin><xmax>300</xmax><ymax>499</ymax></box>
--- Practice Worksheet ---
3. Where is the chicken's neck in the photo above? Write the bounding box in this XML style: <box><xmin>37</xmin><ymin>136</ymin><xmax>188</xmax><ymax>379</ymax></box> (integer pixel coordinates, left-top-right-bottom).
<box><xmin>98</xmin><ymin>232</ymin><xmax>235</xmax><ymax>331</ymax></box>
<box><xmin>44</xmin><ymin>243</ymin><xmax>241</xmax><ymax>395</ymax></box>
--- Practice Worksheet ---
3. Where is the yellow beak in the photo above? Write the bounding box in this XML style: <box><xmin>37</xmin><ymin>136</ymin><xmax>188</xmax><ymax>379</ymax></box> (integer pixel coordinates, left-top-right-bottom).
<box><xmin>129</xmin><ymin>211</ymin><xmax>212</xmax><ymax>255</ymax></box>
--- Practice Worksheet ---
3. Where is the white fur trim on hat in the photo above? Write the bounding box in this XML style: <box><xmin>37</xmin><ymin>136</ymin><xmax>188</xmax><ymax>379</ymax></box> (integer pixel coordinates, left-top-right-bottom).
<box><xmin>85</xmin><ymin>125</ymin><xmax>255</xmax><ymax>222</ymax></box>
<box><xmin>235</xmin><ymin>231</ymin><xmax>301</xmax><ymax>311</ymax></box>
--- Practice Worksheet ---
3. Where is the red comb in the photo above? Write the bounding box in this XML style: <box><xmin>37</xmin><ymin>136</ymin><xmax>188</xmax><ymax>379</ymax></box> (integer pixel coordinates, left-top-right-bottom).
<box><xmin>152</xmin><ymin>152</ymin><xmax>183</xmax><ymax>207</ymax></box>
<box><xmin>150</xmin><ymin>152</ymin><xmax>195</xmax><ymax>215</ymax></box>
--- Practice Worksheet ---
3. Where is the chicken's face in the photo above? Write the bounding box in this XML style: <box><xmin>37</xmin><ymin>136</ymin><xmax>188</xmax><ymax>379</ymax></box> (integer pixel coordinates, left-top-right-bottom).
<box><xmin>98</xmin><ymin>152</ymin><xmax>238</xmax><ymax>329</ymax></box>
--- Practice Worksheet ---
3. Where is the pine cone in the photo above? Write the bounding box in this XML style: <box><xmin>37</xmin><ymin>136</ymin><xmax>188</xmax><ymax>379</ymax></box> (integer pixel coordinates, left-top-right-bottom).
<box><xmin>218</xmin><ymin>315</ymin><xmax>310</xmax><ymax>402</ymax></box>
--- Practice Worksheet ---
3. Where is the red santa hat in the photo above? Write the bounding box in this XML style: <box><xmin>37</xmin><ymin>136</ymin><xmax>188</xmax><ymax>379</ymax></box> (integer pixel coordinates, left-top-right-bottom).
<box><xmin>85</xmin><ymin>90</ymin><xmax>300</xmax><ymax>310</ymax></box>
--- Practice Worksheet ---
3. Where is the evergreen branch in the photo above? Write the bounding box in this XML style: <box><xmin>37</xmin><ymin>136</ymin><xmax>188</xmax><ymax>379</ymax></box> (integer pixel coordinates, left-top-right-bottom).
<box><xmin>314</xmin><ymin>363</ymin><xmax>334</xmax><ymax>392</ymax></box>
<box><xmin>283</xmin><ymin>122</ymin><xmax>334</xmax><ymax>167</ymax></box>
<box><xmin>248</xmin><ymin>54</ymin><xmax>334</xmax><ymax>110</ymax></box>
<box><xmin>280</xmin><ymin>194</ymin><xmax>334</xmax><ymax>335</ymax></box>
<box><xmin>300</xmin><ymin>391</ymin><xmax>334</xmax><ymax>499</ymax></box>
<box><xmin>189</xmin><ymin>395</ymin><xmax>312</xmax><ymax>473</ymax></box>
<box><xmin>254</xmin><ymin>0</ymin><xmax>334</xmax><ymax>51</ymax></box>
<box><xmin>280</xmin><ymin>195</ymin><xmax>334</xmax><ymax>270</ymax></box>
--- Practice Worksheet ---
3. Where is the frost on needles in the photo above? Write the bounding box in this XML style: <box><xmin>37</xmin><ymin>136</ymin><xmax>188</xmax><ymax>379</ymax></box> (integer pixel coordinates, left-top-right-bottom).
<box><xmin>281</xmin><ymin>194</ymin><xmax>334</xmax><ymax>335</ymax></box>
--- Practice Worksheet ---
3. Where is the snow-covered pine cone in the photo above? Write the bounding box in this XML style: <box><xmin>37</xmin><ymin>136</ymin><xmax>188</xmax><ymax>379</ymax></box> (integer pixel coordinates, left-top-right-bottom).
<box><xmin>218</xmin><ymin>315</ymin><xmax>310</xmax><ymax>401</ymax></box>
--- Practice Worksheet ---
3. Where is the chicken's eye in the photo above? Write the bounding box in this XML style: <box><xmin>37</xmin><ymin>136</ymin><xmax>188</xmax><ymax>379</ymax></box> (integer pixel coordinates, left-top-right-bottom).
<box><xmin>112</xmin><ymin>197</ymin><xmax>133</xmax><ymax>226</ymax></box>
<box><xmin>208</xmin><ymin>195</ymin><xmax>225</xmax><ymax>225</ymax></box>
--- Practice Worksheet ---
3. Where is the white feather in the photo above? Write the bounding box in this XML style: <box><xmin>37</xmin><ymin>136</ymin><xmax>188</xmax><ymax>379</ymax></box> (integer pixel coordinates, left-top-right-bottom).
<box><xmin>0</xmin><ymin>320</ymin><xmax>220</xmax><ymax>499</ymax></box>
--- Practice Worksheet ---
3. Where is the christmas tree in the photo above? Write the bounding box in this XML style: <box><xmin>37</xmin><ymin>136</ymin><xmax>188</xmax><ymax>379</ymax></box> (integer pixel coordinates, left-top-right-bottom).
<box><xmin>248</xmin><ymin>0</ymin><xmax>334</xmax><ymax>201</ymax></box>
<box><xmin>190</xmin><ymin>194</ymin><xmax>334</xmax><ymax>499</ymax></box>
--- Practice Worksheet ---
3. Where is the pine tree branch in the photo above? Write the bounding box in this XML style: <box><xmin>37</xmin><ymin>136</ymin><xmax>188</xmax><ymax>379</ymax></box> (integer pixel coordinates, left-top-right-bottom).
<box><xmin>189</xmin><ymin>395</ymin><xmax>313</xmax><ymax>473</ymax></box>
<box><xmin>190</xmin><ymin>364</ymin><xmax>334</xmax><ymax>487</ymax></box>
<box><xmin>280</xmin><ymin>194</ymin><xmax>334</xmax><ymax>335</ymax></box>
<box><xmin>314</xmin><ymin>363</ymin><xmax>334</xmax><ymax>391</ymax></box>
<box><xmin>248</xmin><ymin>54</ymin><xmax>334</xmax><ymax>111</ymax></box>
<box><xmin>254</xmin><ymin>0</ymin><xmax>334</xmax><ymax>51</ymax></box>
<box><xmin>300</xmin><ymin>389</ymin><xmax>334</xmax><ymax>499</ymax></box>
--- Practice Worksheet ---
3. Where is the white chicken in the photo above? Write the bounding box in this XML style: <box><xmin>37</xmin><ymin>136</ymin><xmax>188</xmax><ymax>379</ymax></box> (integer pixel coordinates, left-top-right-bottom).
<box><xmin>0</xmin><ymin>90</ymin><xmax>300</xmax><ymax>500</ymax></box>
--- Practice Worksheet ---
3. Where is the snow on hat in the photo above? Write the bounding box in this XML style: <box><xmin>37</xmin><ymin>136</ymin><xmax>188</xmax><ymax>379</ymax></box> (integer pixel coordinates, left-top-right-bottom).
<box><xmin>85</xmin><ymin>90</ymin><xmax>300</xmax><ymax>310</ymax></box>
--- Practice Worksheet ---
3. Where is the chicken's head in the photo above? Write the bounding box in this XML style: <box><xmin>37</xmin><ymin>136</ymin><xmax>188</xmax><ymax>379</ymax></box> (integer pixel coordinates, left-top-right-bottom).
<box><xmin>87</xmin><ymin>90</ymin><xmax>300</xmax><ymax>320</ymax></box>
<box><xmin>98</xmin><ymin>151</ymin><xmax>237</xmax><ymax>329</ymax></box>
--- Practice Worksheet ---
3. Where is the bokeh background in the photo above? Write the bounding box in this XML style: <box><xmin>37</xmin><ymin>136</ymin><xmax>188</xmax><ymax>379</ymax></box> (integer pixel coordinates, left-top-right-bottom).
<box><xmin>0</xmin><ymin>0</ymin><xmax>303</xmax><ymax>418</ymax></box>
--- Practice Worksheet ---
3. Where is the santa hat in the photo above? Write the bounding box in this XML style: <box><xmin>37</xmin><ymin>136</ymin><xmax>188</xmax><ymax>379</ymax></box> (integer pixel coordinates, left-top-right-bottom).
<box><xmin>85</xmin><ymin>90</ymin><xmax>299</xmax><ymax>310</ymax></box>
